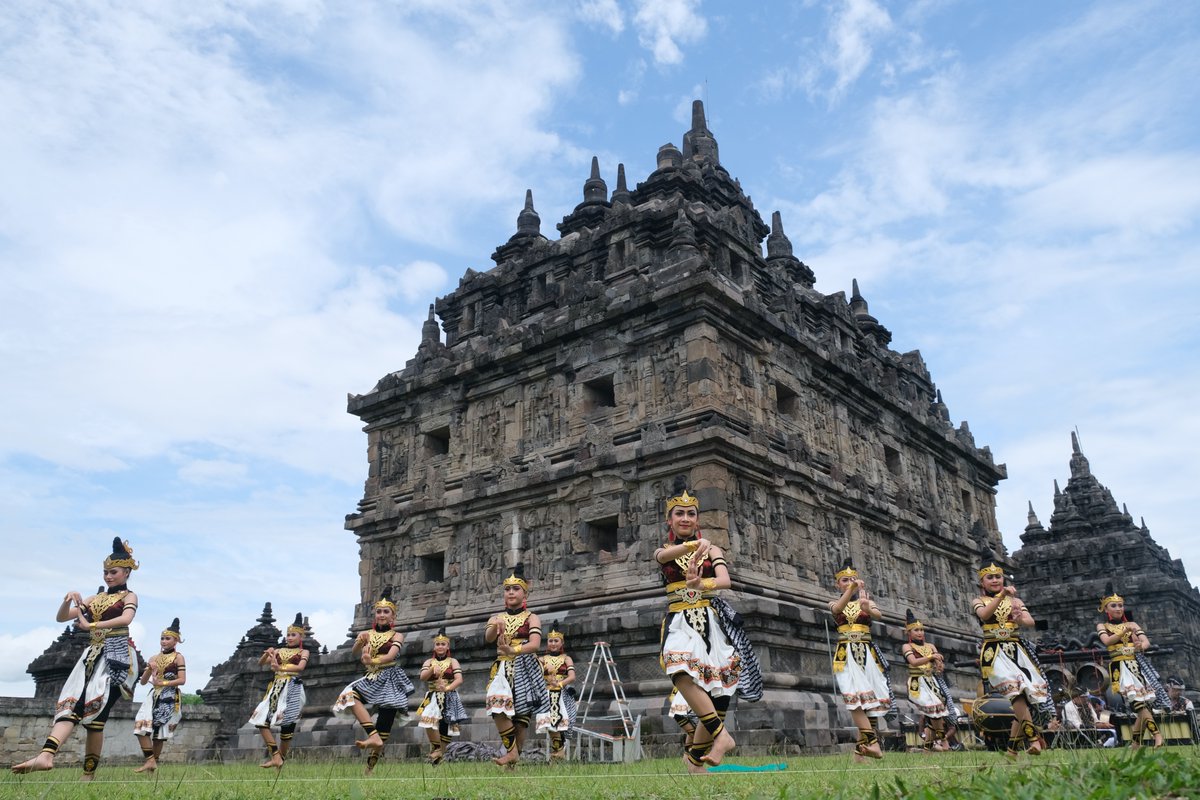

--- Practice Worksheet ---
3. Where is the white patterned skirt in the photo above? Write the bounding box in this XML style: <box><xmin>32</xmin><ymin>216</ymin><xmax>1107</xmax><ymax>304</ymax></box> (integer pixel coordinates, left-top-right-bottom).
<box><xmin>55</xmin><ymin>636</ymin><xmax>136</xmax><ymax>725</ymax></box>
<box><xmin>1111</xmin><ymin>660</ymin><xmax>1158</xmax><ymax>705</ymax></box>
<box><xmin>834</xmin><ymin>640</ymin><xmax>892</xmax><ymax>716</ymax></box>
<box><xmin>417</xmin><ymin>689</ymin><xmax>469</xmax><ymax>734</ymax></box>
<box><xmin>485</xmin><ymin>654</ymin><xmax>550</xmax><ymax>728</ymax></box>
<box><xmin>332</xmin><ymin>664</ymin><xmax>415</xmax><ymax>715</ymax></box>
<box><xmin>537</xmin><ymin>688</ymin><xmax>577</xmax><ymax>733</ymax></box>
<box><xmin>981</xmin><ymin>640</ymin><xmax>1049</xmax><ymax>705</ymax></box>
<box><xmin>133</xmin><ymin>686</ymin><xmax>182</xmax><ymax>739</ymax></box>
<box><xmin>660</xmin><ymin>607</ymin><xmax>741</xmax><ymax>697</ymax></box>
<box><xmin>250</xmin><ymin>675</ymin><xmax>307</xmax><ymax>727</ymax></box>
<box><xmin>907</xmin><ymin>674</ymin><xmax>948</xmax><ymax>719</ymax></box>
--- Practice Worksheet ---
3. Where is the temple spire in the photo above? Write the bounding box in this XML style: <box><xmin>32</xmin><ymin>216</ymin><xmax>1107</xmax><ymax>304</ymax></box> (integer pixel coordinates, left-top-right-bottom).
<box><xmin>582</xmin><ymin>156</ymin><xmax>608</xmax><ymax>204</ymax></box>
<box><xmin>611</xmin><ymin>163</ymin><xmax>630</xmax><ymax>205</ymax></box>
<box><xmin>682</xmin><ymin>99</ymin><xmax>719</xmax><ymax>165</ymax></box>
<box><xmin>421</xmin><ymin>304</ymin><xmax>440</xmax><ymax>345</ymax></box>
<box><xmin>1068</xmin><ymin>430</ymin><xmax>1092</xmax><ymax>478</ymax></box>
<box><xmin>766</xmin><ymin>211</ymin><xmax>793</xmax><ymax>259</ymax></box>
<box><xmin>516</xmin><ymin>189</ymin><xmax>540</xmax><ymax>236</ymax></box>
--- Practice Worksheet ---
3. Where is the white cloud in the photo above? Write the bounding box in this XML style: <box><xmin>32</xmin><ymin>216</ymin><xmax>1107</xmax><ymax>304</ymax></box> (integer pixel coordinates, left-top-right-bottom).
<box><xmin>578</xmin><ymin>0</ymin><xmax>625</xmax><ymax>33</ymax></box>
<box><xmin>827</xmin><ymin>0</ymin><xmax>892</xmax><ymax>98</ymax></box>
<box><xmin>177</xmin><ymin>459</ymin><xmax>250</xmax><ymax>487</ymax></box>
<box><xmin>632</xmin><ymin>0</ymin><xmax>707</xmax><ymax>65</ymax></box>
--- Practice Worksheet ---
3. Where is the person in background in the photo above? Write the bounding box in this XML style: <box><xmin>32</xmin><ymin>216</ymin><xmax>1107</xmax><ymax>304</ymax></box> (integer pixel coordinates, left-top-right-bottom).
<box><xmin>133</xmin><ymin>618</ymin><xmax>186</xmax><ymax>773</ymax></box>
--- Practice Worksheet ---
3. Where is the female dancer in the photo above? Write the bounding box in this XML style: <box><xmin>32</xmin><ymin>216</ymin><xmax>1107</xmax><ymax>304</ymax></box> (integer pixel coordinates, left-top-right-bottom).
<box><xmin>249</xmin><ymin>613</ymin><xmax>310</xmax><ymax>768</ymax></box>
<box><xmin>901</xmin><ymin>609</ymin><xmax>947</xmax><ymax>752</ymax></box>
<box><xmin>133</xmin><ymin>618</ymin><xmax>186</xmax><ymax>773</ymax></box>
<box><xmin>656</xmin><ymin>477</ymin><xmax>762</xmax><ymax>773</ymax></box>
<box><xmin>416</xmin><ymin>628</ymin><xmax>468</xmax><ymax>764</ymax></box>
<box><xmin>484</xmin><ymin>563</ymin><xmax>551</xmax><ymax>767</ymax></box>
<box><xmin>333</xmin><ymin>588</ymin><xmax>415</xmax><ymax>775</ymax></box>
<box><xmin>973</xmin><ymin>552</ymin><xmax>1049</xmax><ymax>757</ymax></box>
<box><xmin>829</xmin><ymin>558</ymin><xmax>892</xmax><ymax>761</ymax></box>
<box><xmin>536</xmin><ymin>621</ymin><xmax>577</xmax><ymax>761</ymax></box>
<box><xmin>12</xmin><ymin>538</ymin><xmax>139</xmax><ymax>781</ymax></box>
<box><xmin>1097</xmin><ymin>584</ymin><xmax>1166</xmax><ymax>748</ymax></box>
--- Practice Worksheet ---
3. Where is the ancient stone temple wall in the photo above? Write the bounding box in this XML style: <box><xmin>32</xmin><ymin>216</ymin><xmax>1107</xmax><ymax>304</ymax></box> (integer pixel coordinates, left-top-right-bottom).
<box><xmin>1015</xmin><ymin>434</ymin><xmax>1200</xmax><ymax>686</ymax></box>
<box><xmin>326</xmin><ymin>101</ymin><xmax>1009</xmax><ymax>751</ymax></box>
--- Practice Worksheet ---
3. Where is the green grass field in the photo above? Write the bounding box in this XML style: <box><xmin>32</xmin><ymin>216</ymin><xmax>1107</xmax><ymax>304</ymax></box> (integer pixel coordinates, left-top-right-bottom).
<box><xmin>3</xmin><ymin>748</ymin><xmax>1198</xmax><ymax>799</ymax></box>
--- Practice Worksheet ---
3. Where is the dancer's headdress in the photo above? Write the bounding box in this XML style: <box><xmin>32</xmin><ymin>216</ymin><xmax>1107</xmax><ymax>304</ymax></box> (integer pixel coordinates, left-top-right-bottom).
<box><xmin>834</xmin><ymin>557</ymin><xmax>858</xmax><ymax>581</ymax></box>
<box><xmin>1098</xmin><ymin>582</ymin><xmax>1124</xmax><ymax>612</ymax></box>
<box><xmin>104</xmin><ymin>537</ymin><xmax>139</xmax><ymax>570</ymax></box>
<box><xmin>547</xmin><ymin>620</ymin><xmax>564</xmax><ymax>639</ymax></box>
<box><xmin>665</xmin><ymin>475</ymin><xmax>698</xmax><ymax>516</ymax></box>
<box><xmin>977</xmin><ymin>546</ymin><xmax>1004</xmax><ymax>579</ymax></box>
<box><xmin>904</xmin><ymin>608</ymin><xmax>924</xmax><ymax>632</ymax></box>
<box><xmin>161</xmin><ymin>617</ymin><xmax>183</xmax><ymax>642</ymax></box>
<box><xmin>502</xmin><ymin>562</ymin><xmax>529</xmax><ymax>592</ymax></box>
<box><xmin>373</xmin><ymin>586</ymin><xmax>398</xmax><ymax>612</ymax></box>
<box><xmin>433</xmin><ymin>627</ymin><xmax>450</xmax><ymax>645</ymax></box>
<box><xmin>287</xmin><ymin>612</ymin><xmax>306</xmax><ymax>635</ymax></box>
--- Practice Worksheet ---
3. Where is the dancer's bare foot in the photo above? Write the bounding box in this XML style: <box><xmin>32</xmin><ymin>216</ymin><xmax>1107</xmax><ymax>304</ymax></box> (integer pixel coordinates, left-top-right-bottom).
<box><xmin>862</xmin><ymin>740</ymin><xmax>883</xmax><ymax>759</ymax></box>
<box><xmin>427</xmin><ymin>747</ymin><xmax>444</xmax><ymax>765</ymax></box>
<box><xmin>133</xmin><ymin>757</ymin><xmax>157</xmax><ymax>773</ymax></box>
<box><xmin>11</xmin><ymin>752</ymin><xmax>55</xmax><ymax>774</ymax></box>
<box><xmin>355</xmin><ymin>732</ymin><xmax>384</xmax><ymax>750</ymax></box>
<box><xmin>1025</xmin><ymin>738</ymin><xmax>1043</xmax><ymax>756</ymax></box>
<box><xmin>700</xmin><ymin>729</ymin><xmax>736</xmax><ymax>766</ymax></box>
<box><xmin>79</xmin><ymin>773</ymin><xmax>95</xmax><ymax>782</ymax></box>
<box><xmin>685</xmin><ymin>757</ymin><xmax>708</xmax><ymax>774</ymax></box>
<box><xmin>259</xmin><ymin>753</ymin><xmax>283</xmax><ymax>769</ymax></box>
<box><xmin>1153</xmin><ymin>732</ymin><xmax>1164</xmax><ymax>748</ymax></box>
<box><xmin>492</xmin><ymin>747</ymin><xmax>519</xmax><ymax>767</ymax></box>
<box><xmin>363</xmin><ymin>748</ymin><xmax>382</xmax><ymax>776</ymax></box>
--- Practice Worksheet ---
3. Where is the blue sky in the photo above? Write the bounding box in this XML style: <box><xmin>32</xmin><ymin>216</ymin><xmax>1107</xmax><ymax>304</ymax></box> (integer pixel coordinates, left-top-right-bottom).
<box><xmin>2</xmin><ymin>0</ymin><xmax>1198</xmax><ymax>697</ymax></box>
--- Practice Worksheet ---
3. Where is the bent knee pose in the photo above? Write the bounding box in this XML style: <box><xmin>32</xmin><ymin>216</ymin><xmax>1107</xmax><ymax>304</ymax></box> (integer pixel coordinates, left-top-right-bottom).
<box><xmin>536</xmin><ymin>622</ymin><xmax>577</xmax><ymax>761</ymax></box>
<box><xmin>973</xmin><ymin>551</ymin><xmax>1049</xmax><ymax>758</ymax></box>
<box><xmin>333</xmin><ymin>589</ymin><xmax>415</xmax><ymax>775</ymax></box>
<box><xmin>901</xmin><ymin>609</ymin><xmax>948</xmax><ymax>753</ymax></box>
<box><xmin>416</xmin><ymin>628</ymin><xmax>468</xmax><ymax>765</ymax></box>
<box><xmin>484</xmin><ymin>563</ymin><xmax>551</xmax><ymax>767</ymax></box>
<box><xmin>1097</xmin><ymin>585</ymin><xmax>1167</xmax><ymax>748</ymax></box>
<box><xmin>133</xmin><ymin>618</ymin><xmax>186</xmax><ymax>773</ymax></box>
<box><xmin>249</xmin><ymin>614</ymin><xmax>310</xmax><ymax>768</ymax></box>
<box><xmin>829</xmin><ymin>558</ymin><xmax>892</xmax><ymax>762</ymax></box>
<box><xmin>12</xmin><ymin>538</ymin><xmax>139</xmax><ymax>781</ymax></box>
<box><xmin>657</xmin><ymin>477</ymin><xmax>762</xmax><ymax>773</ymax></box>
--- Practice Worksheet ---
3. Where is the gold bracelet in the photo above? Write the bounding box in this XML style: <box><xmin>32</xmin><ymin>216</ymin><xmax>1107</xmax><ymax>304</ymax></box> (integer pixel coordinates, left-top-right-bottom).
<box><xmin>684</xmin><ymin>540</ymin><xmax>700</xmax><ymax>553</ymax></box>
<box><xmin>701</xmin><ymin>578</ymin><xmax>717</xmax><ymax>591</ymax></box>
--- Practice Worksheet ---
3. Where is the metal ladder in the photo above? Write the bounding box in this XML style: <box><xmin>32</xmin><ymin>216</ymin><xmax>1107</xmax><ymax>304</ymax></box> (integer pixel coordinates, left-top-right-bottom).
<box><xmin>574</xmin><ymin>640</ymin><xmax>642</xmax><ymax>761</ymax></box>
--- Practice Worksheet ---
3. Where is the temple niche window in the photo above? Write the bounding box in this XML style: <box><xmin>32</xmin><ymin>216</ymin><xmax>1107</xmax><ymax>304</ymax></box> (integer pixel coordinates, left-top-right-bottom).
<box><xmin>961</xmin><ymin>489</ymin><xmax>973</xmax><ymax>515</ymax></box>
<box><xmin>582</xmin><ymin>375</ymin><xmax>616</xmax><ymax>412</ymax></box>
<box><xmin>419</xmin><ymin>552</ymin><xmax>445</xmax><ymax>583</ymax></box>
<box><xmin>423</xmin><ymin>425</ymin><xmax>451</xmax><ymax>457</ymax></box>
<box><xmin>775</xmin><ymin>382</ymin><xmax>799</xmax><ymax>418</ymax></box>
<box><xmin>585</xmin><ymin>516</ymin><xmax>619</xmax><ymax>554</ymax></box>
<box><xmin>884</xmin><ymin>445</ymin><xmax>902</xmax><ymax>476</ymax></box>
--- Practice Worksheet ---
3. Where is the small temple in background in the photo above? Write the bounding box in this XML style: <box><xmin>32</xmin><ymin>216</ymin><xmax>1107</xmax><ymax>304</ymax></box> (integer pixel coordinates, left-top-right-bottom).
<box><xmin>1015</xmin><ymin>433</ymin><xmax>1200</xmax><ymax>683</ymax></box>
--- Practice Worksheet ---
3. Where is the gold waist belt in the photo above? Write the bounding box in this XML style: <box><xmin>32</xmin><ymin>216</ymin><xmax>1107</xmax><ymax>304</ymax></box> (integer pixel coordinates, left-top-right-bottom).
<box><xmin>669</xmin><ymin>599</ymin><xmax>711</xmax><ymax>613</ymax></box>
<box><xmin>665</xmin><ymin>581</ymin><xmax>713</xmax><ymax>611</ymax></box>
<box><xmin>90</xmin><ymin>626</ymin><xmax>129</xmax><ymax>646</ymax></box>
<box><xmin>908</xmin><ymin>669</ymin><xmax>932</xmax><ymax>678</ymax></box>
<box><xmin>839</xmin><ymin>631</ymin><xmax>872</xmax><ymax>643</ymax></box>
<box><xmin>837</xmin><ymin>624</ymin><xmax>870</xmax><ymax>634</ymax></box>
<box><xmin>982</xmin><ymin>623</ymin><xmax>1018</xmax><ymax>641</ymax></box>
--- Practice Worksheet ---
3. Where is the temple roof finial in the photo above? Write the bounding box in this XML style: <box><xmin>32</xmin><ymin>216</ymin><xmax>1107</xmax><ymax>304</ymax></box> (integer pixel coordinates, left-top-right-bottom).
<box><xmin>583</xmin><ymin>156</ymin><xmax>608</xmax><ymax>204</ymax></box>
<box><xmin>516</xmin><ymin>189</ymin><xmax>540</xmax><ymax>236</ymax></box>
<box><xmin>682</xmin><ymin>99</ymin><xmax>719</xmax><ymax>165</ymax></box>
<box><xmin>766</xmin><ymin>210</ymin><xmax>794</xmax><ymax>259</ymax></box>
<box><xmin>1071</xmin><ymin>430</ymin><xmax>1081</xmax><ymax>454</ymax></box>
<box><xmin>611</xmin><ymin>163</ymin><xmax>630</xmax><ymax>205</ymax></box>
<box><xmin>421</xmin><ymin>304</ymin><xmax>440</xmax><ymax>345</ymax></box>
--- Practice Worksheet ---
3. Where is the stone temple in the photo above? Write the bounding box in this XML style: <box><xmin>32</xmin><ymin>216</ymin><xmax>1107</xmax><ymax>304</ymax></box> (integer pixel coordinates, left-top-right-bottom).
<box><xmin>1015</xmin><ymin>433</ymin><xmax>1200</xmax><ymax>686</ymax></box>
<box><xmin>26</xmin><ymin>102</ymin><xmax>1195</xmax><ymax>760</ymax></box>
<box><xmin>319</xmin><ymin>100</ymin><xmax>1010</xmax><ymax>751</ymax></box>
